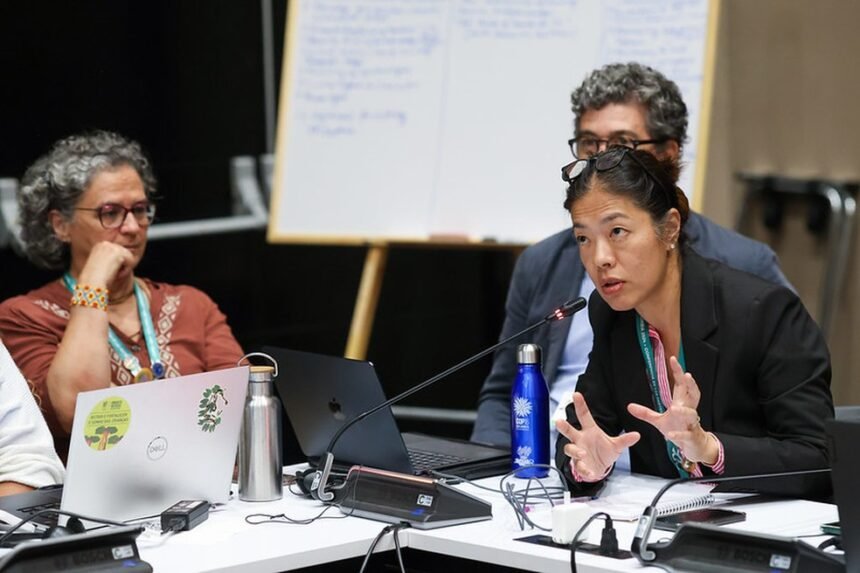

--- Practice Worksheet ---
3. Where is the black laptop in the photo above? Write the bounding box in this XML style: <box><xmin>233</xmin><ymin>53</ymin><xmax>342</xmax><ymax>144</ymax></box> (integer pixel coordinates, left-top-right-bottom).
<box><xmin>265</xmin><ymin>346</ymin><xmax>510</xmax><ymax>479</ymax></box>
<box><xmin>827</xmin><ymin>418</ymin><xmax>860</xmax><ymax>572</ymax></box>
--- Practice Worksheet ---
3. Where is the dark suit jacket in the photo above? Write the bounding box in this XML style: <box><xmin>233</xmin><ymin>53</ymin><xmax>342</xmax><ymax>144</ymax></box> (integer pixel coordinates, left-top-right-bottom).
<box><xmin>471</xmin><ymin>212</ymin><xmax>793</xmax><ymax>447</ymax></box>
<box><xmin>554</xmin><ymin>248</ymin><xmax>833</xmax><ymax>499</ymax></box>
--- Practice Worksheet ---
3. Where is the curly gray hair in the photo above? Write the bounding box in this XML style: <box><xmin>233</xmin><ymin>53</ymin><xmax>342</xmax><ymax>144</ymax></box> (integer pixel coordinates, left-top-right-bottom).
<box><xmin>571</xmin><ymin>62</ymin><xmax>688</xmax><ymax>148</ymax></box>
<box><xmin>18</xmin><ymin>130</ymin><xmax>157</xmax><ymax>269</ymax></box>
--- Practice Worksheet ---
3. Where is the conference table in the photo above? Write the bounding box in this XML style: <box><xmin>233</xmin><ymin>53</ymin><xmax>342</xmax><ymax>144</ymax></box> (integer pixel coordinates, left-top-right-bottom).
<box><xmin>137</xmin><ymin>467</ymin><xmax>839</xmax><ymax>572</ymax></box>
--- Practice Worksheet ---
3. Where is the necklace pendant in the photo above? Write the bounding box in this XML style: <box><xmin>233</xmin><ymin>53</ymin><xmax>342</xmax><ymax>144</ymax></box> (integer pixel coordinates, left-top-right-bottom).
<box><xmin>134</xmin><ymin>368</ymin><xmax>155</xmax><ymax>383</ymax></box>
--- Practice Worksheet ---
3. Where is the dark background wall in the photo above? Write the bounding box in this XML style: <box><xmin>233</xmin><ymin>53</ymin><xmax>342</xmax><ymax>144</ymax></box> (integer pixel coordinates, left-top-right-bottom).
<box><xmin>0</xmin><ymin>2</ymin><xmax>521</xmax><ymax>462</ymax></box>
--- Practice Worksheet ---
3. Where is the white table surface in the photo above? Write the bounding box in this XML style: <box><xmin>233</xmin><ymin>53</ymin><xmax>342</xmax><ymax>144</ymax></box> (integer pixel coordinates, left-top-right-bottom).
<box><xmin>138</xmin><ymin>468</ymin><xmax>840</xmax><ymax>572</ymax></box>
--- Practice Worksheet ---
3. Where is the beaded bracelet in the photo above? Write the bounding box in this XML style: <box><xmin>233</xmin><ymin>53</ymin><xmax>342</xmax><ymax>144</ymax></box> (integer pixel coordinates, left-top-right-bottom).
<box><xmin>70</xmin><ymin>284</ymin><xmax>109</xmax><ymax>312</ymax></box>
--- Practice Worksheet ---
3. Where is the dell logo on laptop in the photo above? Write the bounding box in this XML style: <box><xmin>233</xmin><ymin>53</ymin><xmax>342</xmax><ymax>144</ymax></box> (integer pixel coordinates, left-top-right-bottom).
<box><xmin>147</xmin><ymin>436</ymin><xmax>168</xmax><ymax>460</ymax></box>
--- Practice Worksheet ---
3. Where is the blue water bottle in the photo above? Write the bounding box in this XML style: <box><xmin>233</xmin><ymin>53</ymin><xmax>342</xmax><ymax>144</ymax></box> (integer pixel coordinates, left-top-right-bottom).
<box><xmin>511</xmin><ymin>343</ymin><xmax>549</xmax><ymax>478</ymax></box>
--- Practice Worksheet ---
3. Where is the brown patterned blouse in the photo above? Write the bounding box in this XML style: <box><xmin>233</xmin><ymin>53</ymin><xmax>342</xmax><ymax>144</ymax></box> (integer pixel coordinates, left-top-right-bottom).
<box><xmin>0</xmin><ymin>278</ymin><xmax>244</xmax><ymax>462</ymax></box>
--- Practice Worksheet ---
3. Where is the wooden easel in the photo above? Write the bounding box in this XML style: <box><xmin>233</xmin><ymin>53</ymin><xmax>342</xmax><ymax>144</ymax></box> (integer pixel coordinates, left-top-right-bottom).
<box><xmin>344</xmin><ymin>243</ymin><xmax>389</xmax><ymax>359</ymax></box>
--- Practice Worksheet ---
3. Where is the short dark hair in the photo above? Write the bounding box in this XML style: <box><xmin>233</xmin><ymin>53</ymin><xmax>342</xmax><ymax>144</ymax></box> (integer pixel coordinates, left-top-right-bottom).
<box><xmin>571</xmin><ymin>62</ymin><xmax>688</xmax><ymax>148</ymax></box>
<box><xmin>18</xmin><ymin>130</ymin><xmax>157</xmax><ymax>269</ymax></box>
<box><xmin>564</xmin><ymin>148</ymin><xmax>690</xmax><ymax>242</ymax></box>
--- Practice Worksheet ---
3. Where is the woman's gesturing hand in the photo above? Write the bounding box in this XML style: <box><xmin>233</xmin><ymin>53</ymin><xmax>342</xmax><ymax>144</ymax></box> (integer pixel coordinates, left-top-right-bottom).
<box><xmin>627</xmin><ymin>356</ymin><xmax>717</xmax><ymax>465</ymax></box>
<box><xmin>555</xmin><ymin>392</ymin><xmax>640</xmax><ymax>481</ymax></box>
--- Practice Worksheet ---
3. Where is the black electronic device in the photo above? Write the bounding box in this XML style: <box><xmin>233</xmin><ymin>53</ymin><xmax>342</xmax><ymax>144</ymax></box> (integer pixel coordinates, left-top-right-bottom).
<box><xmin>334</xmin><ymin>466</ymin><xmax>491</xmax><ymax>529</ymax></box>
<box><xmin>160</xmin><ymin>500</ymin><xmax>209</xmax><ymax>532</ymax></box>
<box><xmin>641</xmin><ymin>522</ymin><xmax>843</xmax><ymax>573</ymax></box>
<box><xmin>285</xmin><ymin>296</ymin><xmax>587</xmax><ymax>504</ymax></box>
<box><xmin>654</xmin><ymin>508</ymin><xmax>746</xmax><ymax>532</ymax></box>
<box><xmin>630</xmin><ymin>468</ymin><xmax>835</xmax><ymax>573</ymax></box>
<box><xmin>827</xmin><ymin>418</ymin><xmax>860</xmax><ymax>573</ymax></box>
<box><xmin>0</xmin><ymin>525</ymin><xmax>151</xmax><ymax>573</ymax></box>
<box><xmin>516</xmin><ymin>534</ymin><xmax>633</xmax><ymax>560</ymax></box>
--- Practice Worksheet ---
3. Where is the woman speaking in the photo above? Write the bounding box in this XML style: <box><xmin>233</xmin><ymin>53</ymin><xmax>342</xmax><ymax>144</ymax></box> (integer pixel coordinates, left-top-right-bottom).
<box><xmin>554</xmin><ymin>147</ymin><xmax>833</xmax><ymax>499</ymax></box>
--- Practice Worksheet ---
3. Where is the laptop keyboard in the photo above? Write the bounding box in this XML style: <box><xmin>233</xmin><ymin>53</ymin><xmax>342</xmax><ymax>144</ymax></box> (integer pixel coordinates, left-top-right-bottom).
<box><xmin>18</xmin><ymin>500</ymin><xmax>60</xmax><ymax>527</ymax></box>
<box><xmin>408</xmin><ymin>448</ymin><xmax>469</xmax><ymax>472</ymax></box>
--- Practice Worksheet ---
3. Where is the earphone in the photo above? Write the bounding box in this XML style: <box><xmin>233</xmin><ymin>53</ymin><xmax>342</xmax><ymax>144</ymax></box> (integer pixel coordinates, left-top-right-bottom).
<box><xmin>293</xmin><ymin>468</ymin><xmax>347</xmax><ymax>502</ymax></box>
<box><xmin>42</xmin><ymin>516</ymin><xmax>86</xmax><ymax>539</ymax></box>
<box><xmin>294</xmin><ymin>469</ymin><xmax>319</xmax><ymax>498</ymax></box>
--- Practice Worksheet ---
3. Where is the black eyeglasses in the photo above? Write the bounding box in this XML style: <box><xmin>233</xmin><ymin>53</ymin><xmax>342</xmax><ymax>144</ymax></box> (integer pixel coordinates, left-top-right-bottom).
<box><xmin>568</xmin><ymin>136</ymin><xmax>668</xmax><ymax>159</ymax></box>
<box><xmin>560</xmin><ymin>147</ymin><xmax>674</xmax><ymax>207</ymax></box>
<box><xmin>75</xmin><ymin>201</ymin><xmax>156</xmax><ymax>229</ymax></box>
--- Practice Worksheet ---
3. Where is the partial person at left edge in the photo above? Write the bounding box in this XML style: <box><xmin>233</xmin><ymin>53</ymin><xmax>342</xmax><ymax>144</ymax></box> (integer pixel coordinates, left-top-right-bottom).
<box><xmin>0</xmin><ymin>341</ymin><xmax>64</xmax><ymax>495</ymax></box>
<box><xmin>0</xmin><ymin>131</ymin><xmax>244</xmax><ymax>463</ymax></box>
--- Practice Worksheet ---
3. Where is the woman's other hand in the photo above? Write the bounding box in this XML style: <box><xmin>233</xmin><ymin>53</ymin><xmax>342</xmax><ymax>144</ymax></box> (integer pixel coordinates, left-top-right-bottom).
<box><xmin>627</xmin><ymin>357</ymin><xmax>718</xmax><ymax>465</ymax></box>
<box><xmin>556</xmin><ymin>392</ymin><xmax>640</xmax><ymax>481</ymax></box>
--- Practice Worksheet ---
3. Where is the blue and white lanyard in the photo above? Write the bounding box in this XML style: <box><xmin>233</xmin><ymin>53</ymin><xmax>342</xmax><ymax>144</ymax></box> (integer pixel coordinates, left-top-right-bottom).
<box><xmin>635</xmin><ymin>314</ymin><xmax>689</xmax><ymax>478</ymax></box>
<box><xmin>63</xmin><ymin>272</ymin><xmax>165</xmax><ymax>382</ymax></box>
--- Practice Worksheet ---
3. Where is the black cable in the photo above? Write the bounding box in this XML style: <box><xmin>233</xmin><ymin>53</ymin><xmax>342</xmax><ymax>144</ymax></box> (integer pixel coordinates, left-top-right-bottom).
<box><xmin>817</xmin><ymin>536</ymin><xmax>842</xmax><ymax>552</ymax></box>
<box><xmin>249</xmin><ymin>467</ymin><xmax>362</xmax><ymax>526</ymax></box>
<box><xmin>598</xmin><ymin>515</ymin><xmax>618</xmax><ymax>556</ymax></box>
<box><xmin>244</xmin><ymin>503</ymin><xmax>348</xmax><ymax>526</ymax></box>
<box><xmin>0</xmin><ymin>509</ymin><xmax>125</xmax><ymax>547</ymax></box>
<box><xmin>160</xmin><ymin>520</ymin><xmax>185</xmax><ymax>536</ymax></box>
<box><xmin>358</xmin><ymin>524</ymin><xmax>392</xmax><ymax>573</ymax></box>
<box><xmin>391</xmin><ymin>522</ymin><xmax>410</xmax><ymax>573</ymax></box>
<box><xmin>432</xmin><ymin>464</ymin><xmax>568</xmax><ymax>532</ymax></box>
<box><xmin>569</xmin><ymin>511</ymin><xmax>611</xmax><ymax>573</ymax></box>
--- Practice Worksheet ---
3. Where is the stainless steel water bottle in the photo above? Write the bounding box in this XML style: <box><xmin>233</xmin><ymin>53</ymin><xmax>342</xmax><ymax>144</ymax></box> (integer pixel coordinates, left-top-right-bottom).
<box><xmin>238</xmin><ymin>353</ymin><xmax>283</xmax><ymax>501</ymax></box>
<box><xmin>511</xmin><ymin>343</ymin><xmax>549</xmax><ymax>478</ymax></box>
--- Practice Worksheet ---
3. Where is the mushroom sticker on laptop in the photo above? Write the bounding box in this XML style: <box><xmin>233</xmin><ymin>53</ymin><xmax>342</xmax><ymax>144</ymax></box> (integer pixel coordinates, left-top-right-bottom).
<box><xmin>84</xmin><ymin>397</ymin><xmax>131</xmax><ymax>451</ymax></box>
<box><xmin>198</xmin><ymin>384</ymin><xmax>228</xmax><ymax>432</ymax></box>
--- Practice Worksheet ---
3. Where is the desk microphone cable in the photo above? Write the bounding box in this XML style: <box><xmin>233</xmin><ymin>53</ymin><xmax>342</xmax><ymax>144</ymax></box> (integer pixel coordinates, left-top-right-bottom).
<box><xmin>569</xmin><ymin>511</ymin><xmax>618</xmax><ymax>573</ymax></box>
<box><xmin>359</xmin><ymin>521</ymin><xmax>410</xmax><ymax>573</ymax></box>
<box><xmin>431</xmin><ymin>464</ymin><xmax>568</xmax><ymax>532</ymax></box>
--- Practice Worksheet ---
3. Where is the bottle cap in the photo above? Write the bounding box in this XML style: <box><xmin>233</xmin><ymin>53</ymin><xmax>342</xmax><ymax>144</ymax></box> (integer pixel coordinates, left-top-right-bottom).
<box><xmin>517</xmin><ymin>343</ymin><xmax>542</xmax><ymax>365</ymax></box>
<box><xmin>249</xmin><ymin>365</ymin><xmax>275</xmax><ymax>382</ymax></box>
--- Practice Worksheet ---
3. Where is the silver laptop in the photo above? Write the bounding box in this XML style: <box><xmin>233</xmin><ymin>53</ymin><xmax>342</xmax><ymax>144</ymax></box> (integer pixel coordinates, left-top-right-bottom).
<box><xmin>59</xmin><ymin>367</ymin><xmax>249</xmax><ymax>522</ymax></box>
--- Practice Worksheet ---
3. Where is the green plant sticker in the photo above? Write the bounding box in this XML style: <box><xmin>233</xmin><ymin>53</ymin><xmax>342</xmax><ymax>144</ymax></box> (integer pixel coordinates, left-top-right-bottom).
<box><xmin>197</xmin><ymin>384</ymin><xmax>228</xmax><ymax>432</ymax></box>
<box><xmin>84</xmin><ymin>397</ymin><xmax>131</xmax><ymax>451</ymax></box>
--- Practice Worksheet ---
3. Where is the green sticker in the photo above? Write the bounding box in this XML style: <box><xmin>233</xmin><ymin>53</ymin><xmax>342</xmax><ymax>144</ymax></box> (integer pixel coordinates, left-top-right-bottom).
<box><xmin>83</xmin><ymin>397</ymin><xmax>131</xmax><ymax>451</ymax></box>
<box><xmin>197</xmin><ymin>384</ymin><xmax>228</xmax><ymax>432</ymax></box>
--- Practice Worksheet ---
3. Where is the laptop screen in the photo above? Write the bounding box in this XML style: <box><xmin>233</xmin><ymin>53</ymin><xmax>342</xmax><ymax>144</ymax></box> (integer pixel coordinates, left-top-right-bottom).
<box><xmin>61</xmin><ymin>367</ymin><xmax>249</xmax><ymax>522</ymax></box>
<box><xmin>266</xmin><ymin>346</ymin><xmax>509</xmax><ymax>479</ymax></box>
<box><xmin>266</xmin><ymin>346</ymin><xmax>414</xmax><ymax>473</ymax></box>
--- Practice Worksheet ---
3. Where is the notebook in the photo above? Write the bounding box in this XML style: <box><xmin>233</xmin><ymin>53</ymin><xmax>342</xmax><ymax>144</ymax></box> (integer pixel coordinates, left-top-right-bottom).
<box><xmin>826</xmin><ymin>418</ymin><xmax>860</xmax><ymax>572</ymax></box>
<box><xmin>264</xmin><ymin>346</ymin><xmax>510</xmax><ymax>479</ymax></box>
<box><xmin>0</xmin><ymin>367</ymin><xmax>249</xmax><ymax>526</ymax></box>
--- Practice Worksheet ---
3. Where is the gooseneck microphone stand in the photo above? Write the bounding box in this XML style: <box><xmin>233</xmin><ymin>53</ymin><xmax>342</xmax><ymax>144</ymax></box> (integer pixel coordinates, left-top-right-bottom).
<box><xmin>312</xmin><ymin>297</ymin><xmax>588</xmax><ymax>502</ymax></box>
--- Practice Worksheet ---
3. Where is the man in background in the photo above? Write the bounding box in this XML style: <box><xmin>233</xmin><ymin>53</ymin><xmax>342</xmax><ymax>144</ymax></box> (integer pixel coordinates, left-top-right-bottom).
<box><xmin>471</xmin><ymin>62</ymin><xmax>791</xmax><ymax>449</ymax></box>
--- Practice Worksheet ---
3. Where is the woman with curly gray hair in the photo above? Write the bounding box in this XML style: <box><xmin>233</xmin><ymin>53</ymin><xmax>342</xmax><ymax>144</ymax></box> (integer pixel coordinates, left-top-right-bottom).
<box><xmin>0</xmin><ymin>131</ymin><xmax>243</xmax><ymax>461</ymax></box>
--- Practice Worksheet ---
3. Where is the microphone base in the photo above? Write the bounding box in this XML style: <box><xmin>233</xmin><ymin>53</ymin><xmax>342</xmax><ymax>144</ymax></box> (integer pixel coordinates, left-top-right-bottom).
<box><xmin>335</xmin><ymin>466</ymin><xmax>492</xmax><ymax>530</ymax></box>
<box><xmin>643</xmin><ymin>522</ymin><xmax>843</xmax><ymax>572</ymax></box>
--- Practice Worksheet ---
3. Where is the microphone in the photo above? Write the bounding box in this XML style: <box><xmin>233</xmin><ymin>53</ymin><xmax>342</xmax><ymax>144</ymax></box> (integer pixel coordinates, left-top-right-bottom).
<box><xmin>630</xmin><ymin>467</ymin><xmax>832</xmax><ymax>564</ymax></box>
<box><xmin>311</xmin><ymin>296</ymin><xmax>588</xmax><ymax>503</ymax></box>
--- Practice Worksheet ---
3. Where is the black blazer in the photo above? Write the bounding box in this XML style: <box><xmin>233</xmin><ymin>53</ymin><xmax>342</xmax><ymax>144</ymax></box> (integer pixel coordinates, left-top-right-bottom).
<box><xmin>555</xmin><ymin>248</ymin><xmax>833</xmax><ymax>499</ymax></box>
<box><xmin>471</xmin><ymin>213</ymin><xmax>792</xmax><ymax>447</ymax></box>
